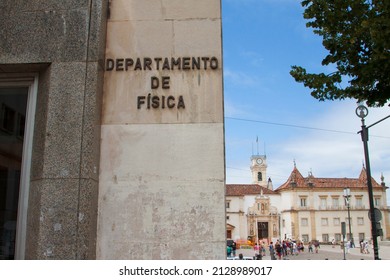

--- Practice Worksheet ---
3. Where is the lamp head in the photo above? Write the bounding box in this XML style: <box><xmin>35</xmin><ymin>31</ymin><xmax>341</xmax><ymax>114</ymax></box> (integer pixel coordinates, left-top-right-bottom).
<box><xmin>356</xmin><ymin>105</ymin><xmax>368</xmax><ymax>119</ymax></box>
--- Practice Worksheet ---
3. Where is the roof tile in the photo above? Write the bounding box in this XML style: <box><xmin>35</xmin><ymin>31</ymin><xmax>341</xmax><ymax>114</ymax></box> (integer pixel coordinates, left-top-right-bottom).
<box><xmin>275</xmin><ymin>167</ymin><xmax>384</xmax><ymax>191</ymax></box>
<box><xmin>226</xmin><ymin>184</ymin><xmax>277</xmax><ymax>196</ymax></box>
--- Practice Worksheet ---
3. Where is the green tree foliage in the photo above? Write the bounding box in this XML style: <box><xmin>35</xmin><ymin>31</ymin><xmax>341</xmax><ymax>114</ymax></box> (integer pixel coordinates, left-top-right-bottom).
<box><xmin>290</xmin><ymin>0</ymin><xmax>390</xmax><ymax>106</ymax></box>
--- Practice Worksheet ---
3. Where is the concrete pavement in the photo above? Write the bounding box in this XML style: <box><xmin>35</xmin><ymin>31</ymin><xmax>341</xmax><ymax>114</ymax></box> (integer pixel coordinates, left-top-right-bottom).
<box><xmin>235</xmin><ymin>241</ymin><xmax>390</xmax><ymax>260</ymax></box>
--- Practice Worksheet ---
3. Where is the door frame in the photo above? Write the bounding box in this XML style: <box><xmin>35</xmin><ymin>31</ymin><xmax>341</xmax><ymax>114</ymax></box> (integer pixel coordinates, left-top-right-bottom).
<box><xmin>0</xmin><ymin>73</ymin><xmax>38</xmax><ymax>259</ymax></box>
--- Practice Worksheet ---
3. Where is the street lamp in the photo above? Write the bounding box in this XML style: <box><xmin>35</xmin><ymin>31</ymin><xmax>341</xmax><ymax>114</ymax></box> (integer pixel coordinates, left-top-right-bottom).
<box><xmin>356</xmin><ymin>104</ymin><xmax>390</xmax><ymax>260</ymax></box>
<box><xmin>343</xmin><ymin>187</ymin><xmax>353</xmax><ymax>247</ymax></box>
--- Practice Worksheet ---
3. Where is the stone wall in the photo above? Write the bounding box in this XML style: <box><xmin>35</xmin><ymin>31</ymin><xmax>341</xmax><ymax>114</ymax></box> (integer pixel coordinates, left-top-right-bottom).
<box><xmin>97</xmin><ymin>0</ymin><xmax>226</xmax><ymax>259</ymax></box>
<box><xmin>0</xmin><ymin>0</ymin><xmax>108</xmax><ymax>259</ymax></box>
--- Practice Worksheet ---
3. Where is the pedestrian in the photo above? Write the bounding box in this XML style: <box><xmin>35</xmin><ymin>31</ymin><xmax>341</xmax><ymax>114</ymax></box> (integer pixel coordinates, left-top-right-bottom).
<box><xmin>292</xmin><ymin>241</ymin><xmax>298</xmax><ymax>255</ymax></box>
<box><xmin>262</xmin><ymin>241</ymin><xmax>266</xmax><ymax>256</ymax></box>
<box><xmin>254</xmin><ymin>243</ymin><xmax>259</xmax><ymax>254</ymax></box>
<box><xmin>364</xmin><ymin>241</ymin><xmax>370</xmax><ymax>254</ymax></box>
<box><xmin>314</xmin><ymin>240</ymin><xmax>320</xmax><ymax>253</ymax></box>
<box><xmin>289</xmin><ymin>241</ymin><xmax>294</xmax><ymax>255</ymax></box>
<box><xmin>299</xmin><ymin>241</ymin><xmax>304</xmax><ymax>252</ymax></box>
<box><xmin>332</xmin><ymin>239</ymin><xmax>335</xmax><ymax>248</ymax></box>
<box><xmin>308</xmin><ymin>241</ymin><xmax>313</xmax><ymax>253</ymax></box>
<box><xmin>297</xmin><ymin>241</ymin><xmax>301</xmax><ymax>253</ymax></box>
<box><xmin>282</xmin><ymin>240</ymin><xmax>288</xmax><ymax>256</ymax></box>
<box><xmin>227</xmin><ymin>245</ymin><xmax>232</xmax><ymax>257</ymax></box>
<box><xmin>269</xmin><ymin>242</ymin><xmax>276</xmax><ymax>260</ymax></box>
<box><xmin>231</xmin><ymin>241</ymin><xmax>237</xmax><ymax>257</ymax></box>
<box><xmin>351</xmin><ymin>238</ymin><xmax>355</xmax><ymax>248</ymax></box>
<box><xmin>275</xmin><ymin>240</ymin><xmax>282</xmax><ymax>260</ymax></box>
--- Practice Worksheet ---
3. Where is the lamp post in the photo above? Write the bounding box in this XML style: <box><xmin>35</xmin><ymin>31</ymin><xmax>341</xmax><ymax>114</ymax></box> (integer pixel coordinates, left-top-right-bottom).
<box><xmin>355</xmin><ymin>104</ymin><xmax>390</xmax><ymax>260</ymax></box>
<box><xmin>343</xmin><ymin>187</ymin><xmax>353</xmax><ymax>247</ymax></box>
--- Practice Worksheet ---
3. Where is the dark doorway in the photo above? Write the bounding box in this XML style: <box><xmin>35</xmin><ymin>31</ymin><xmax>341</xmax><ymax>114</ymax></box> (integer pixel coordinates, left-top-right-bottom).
<box><xmin>258</xmin><ymin>222</ymin><xmax>268</xmax><ymax>239</ymax></box>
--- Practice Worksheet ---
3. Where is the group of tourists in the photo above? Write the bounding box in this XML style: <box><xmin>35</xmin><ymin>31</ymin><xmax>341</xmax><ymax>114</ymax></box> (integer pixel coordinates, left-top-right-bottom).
<box><xmin>226</xmin><ymin>241</ymin><xmax>237</xmax><ymax>257</ymax></box>
<box><xmin>308</xmin><ymin>240</ymin><xmax>321</xmax><ymax>253</ymax></box>
<box><xmin>254</xmin><ymin>239</ymin><xmax>312</xmax><ymax>260</ymax></box>
<box><xmin>359</xmin><ymin>240</ymin><xmax>370</xmax><ymax>254</ymax></box>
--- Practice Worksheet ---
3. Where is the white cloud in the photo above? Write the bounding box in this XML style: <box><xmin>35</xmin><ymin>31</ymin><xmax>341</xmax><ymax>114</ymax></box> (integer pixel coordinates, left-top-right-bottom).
<box><xmin>240</xmin><ymin>51</ymin><xmax>264</xmax><ymax>67</ymax></box>
<box><xmin>275</xmin><ymin>103</ymin><xmax>389</xmax><ymax>172</ymax></box>
<box><xmin>224</xmin><ymin>100</ymin><xmax>250</xmax><ymax>118</ymax></box>
<box><xmin>224</xmin><ymin>68</ymin><xmax>260</xmax><ymax>87</ymax></box>
<box><xmin>226</xmin><ymin>101</ymin><xmax>390</xmax><ymax>204</ymax></box>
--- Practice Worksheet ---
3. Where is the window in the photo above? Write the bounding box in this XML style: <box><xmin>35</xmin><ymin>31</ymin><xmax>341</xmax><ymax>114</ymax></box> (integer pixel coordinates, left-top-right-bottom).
<box><xmin>322</xmin><ymin>234</ymin><xmax>329</xmax><ymax>243</ymax></box>
<box><xmin>332</xmin><ymin>197</ymin><xmax>339</xmax><ymax>208</ymax></box>
<box><xmin>320</xmin><ymin>197</ymin><xmax>327</xmax><ymax>209</ymax></box>
<box><xmin>257</xmin><ymin>172</ymin><xmax>262</xmax><ymax>181</ymax></box>
<box><xmin>227</xmin><ymin>230</ymin><xmax>232</xmax><ymax>239</ymax></box>
<box><xmin>356</xmin><ymin>197</ymin><xmax>363</xmax><ymax>208</ymax></box>
<box><xmin>359</xmin><ymin>233</ymin><xmax>365</xmax><ymax>241</ymax></box>
<box><xmin>302</xmin><ymin>234</ymin><xmax>309</xmax><ymax>242</ymax></box>
<box><xmin>321</xmin><ymin>218</ymin><xmax>328</xmax><ymax>226</ymax></box>
<box><xmin>226</xmin><ymin>216</ymin><xmax>229</xmax><ymax>220</ymax></box>
<box><xmin>333</xmin><ymin>218</ymin><xmax>340</xmax><ymax>226</ymax></box>
<box><xmin>300</xmin><ymin>197</ymin><xmax>307</xmax><ymax>207</ymax></box>
<box><xmin>301</xmin><ymin>218</ymin><xmax>308</xmax><ymax>226</ymax></box>
<box><xmin>357</xmin><ymin>217</ymin><xmax>364</xmax><ymax>225</ymax></box>
<box><xmin>345</xmin><ymin>217</ymin><xmax>352</xmax><ymax>226</ymax></box>
<box><xmin>226</xmin><ymin>201</ymin><xmax>230</xmax><ymax>209</ymax></box>
<box><xmin>374</xmin><ymin>197</ymin><xmax>381</xmax><ymax>207</ymax></box>
<box><xmin>335</xmin><ymin>234</ymin><xmax>341</xmax><ymax>242</ymax></box>
<box><xmin>0</xmin><ymin>74</ymin><xmax>38</xmax><ymax>259</ymax></box>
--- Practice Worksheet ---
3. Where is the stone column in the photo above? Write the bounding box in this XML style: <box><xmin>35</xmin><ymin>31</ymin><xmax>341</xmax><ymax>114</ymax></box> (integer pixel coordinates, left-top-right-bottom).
<box><xmin>97</xmin><ymin>0</ymin><xmax>225</xmax><ymax>259</ymax></box>
<box><xmin>0</xmin><ymin>0</ymin><xmax>108</xmax><ymax>259</ymax></box>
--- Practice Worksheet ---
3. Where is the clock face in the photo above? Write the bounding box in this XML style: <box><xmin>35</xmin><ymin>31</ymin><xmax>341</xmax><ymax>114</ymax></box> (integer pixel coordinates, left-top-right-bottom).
<box><xmin>256</xmin><ymin>158</ymin><xmax>263</xmax><ymax>164</ymax></box>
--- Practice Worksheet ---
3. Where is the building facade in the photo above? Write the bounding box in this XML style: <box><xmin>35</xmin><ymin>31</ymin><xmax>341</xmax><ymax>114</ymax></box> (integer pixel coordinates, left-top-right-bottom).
<box><xmin>226</xmin><ymin>155</ymin><xmax>282</xmax><ymax>243</ymax></box>
<box><xmin>278</xmin><ymin>165</ymin><xmax>389</xmax><ymax>244</ymax></box>
<box><xmin>226</xmin><ymin>155</ymin><xmax>390</xmax><ymax>245</ymax></box>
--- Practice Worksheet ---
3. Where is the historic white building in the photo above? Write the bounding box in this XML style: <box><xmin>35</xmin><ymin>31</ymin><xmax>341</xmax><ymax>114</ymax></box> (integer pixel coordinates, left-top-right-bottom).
<box><xmin>226</xmin><ymin>155</ymin><xmax>281</xmax><ymax>243</ymax></box>
<box><xmin>226</xmin><ymin>155</ymin><xmax>390</xmax><ymax>244</ymax></box>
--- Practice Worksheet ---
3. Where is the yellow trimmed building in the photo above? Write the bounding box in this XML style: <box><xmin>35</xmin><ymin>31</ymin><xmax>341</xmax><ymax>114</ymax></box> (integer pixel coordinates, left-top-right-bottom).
<box><xmin>226</xmin><ymin>155</ymin><xmax>390</xmax><ymax>244</ymax></box>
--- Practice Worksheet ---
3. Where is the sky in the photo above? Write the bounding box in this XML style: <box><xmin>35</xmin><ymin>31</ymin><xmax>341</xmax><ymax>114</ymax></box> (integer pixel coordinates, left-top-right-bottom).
<box><xmin>221</xmin><ymin>0</ymin><xmax>390</xmax><ymax>204</ymax></box>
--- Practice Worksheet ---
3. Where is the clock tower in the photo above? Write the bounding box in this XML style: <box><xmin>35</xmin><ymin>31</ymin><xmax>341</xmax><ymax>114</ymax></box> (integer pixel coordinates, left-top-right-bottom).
<box><xmin>250</xmin><ymin>155</ymin><xmax>267</xmax><ymax>187</ymax></box>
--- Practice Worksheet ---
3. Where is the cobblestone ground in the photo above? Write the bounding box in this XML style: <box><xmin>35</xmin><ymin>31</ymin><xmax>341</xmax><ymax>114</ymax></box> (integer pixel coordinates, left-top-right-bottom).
<box><xmin>236</xmin><ymin>243</ymin><xmax>390</xmax><ymax>260</ymax></box>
